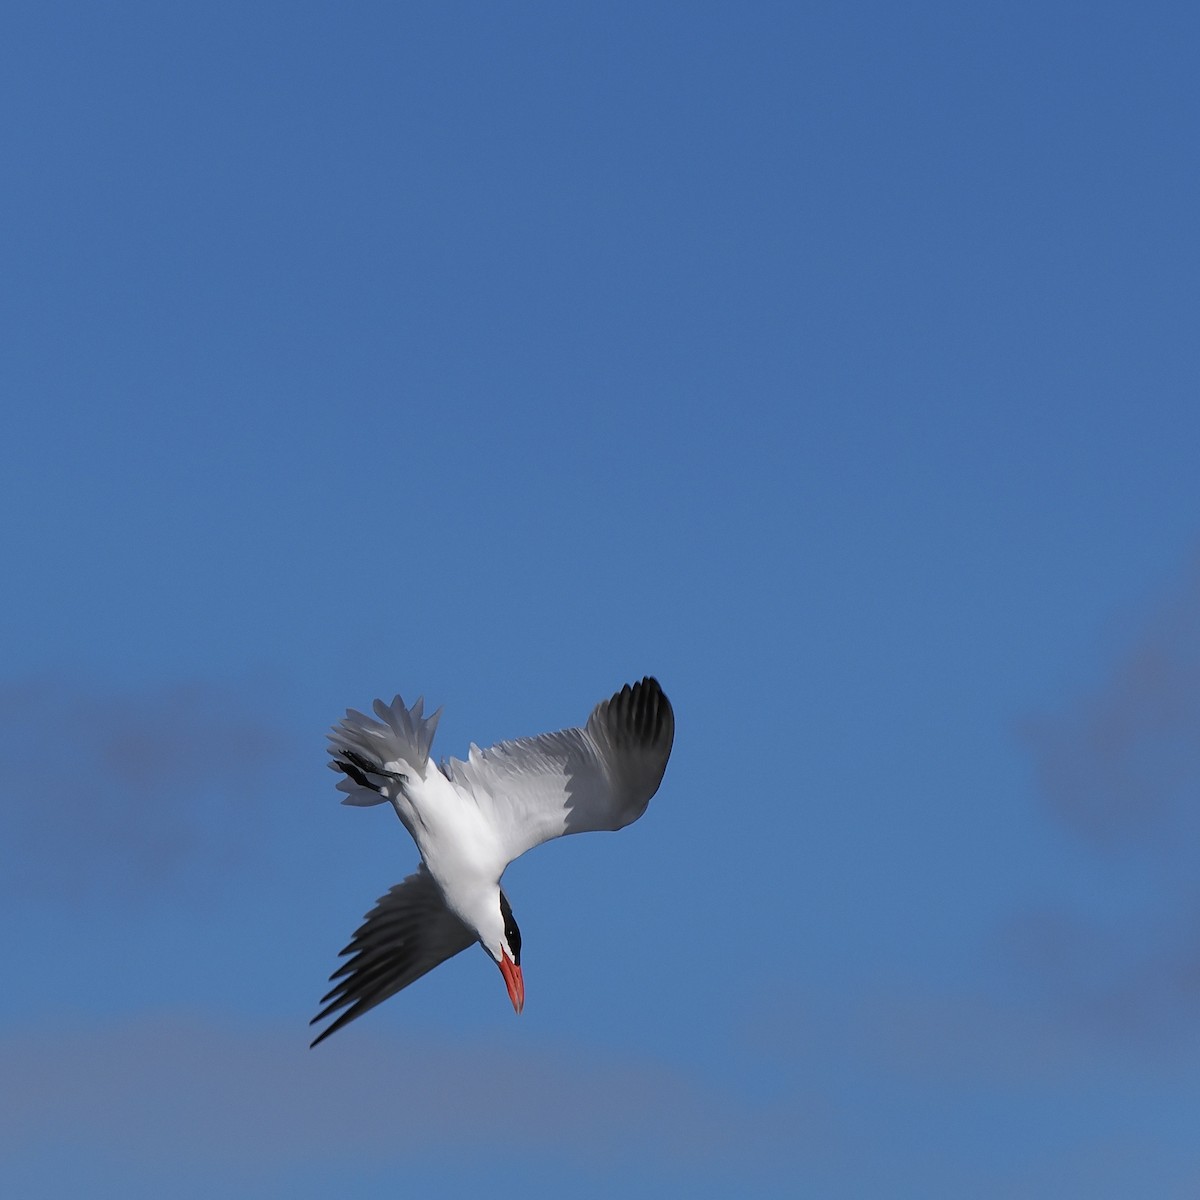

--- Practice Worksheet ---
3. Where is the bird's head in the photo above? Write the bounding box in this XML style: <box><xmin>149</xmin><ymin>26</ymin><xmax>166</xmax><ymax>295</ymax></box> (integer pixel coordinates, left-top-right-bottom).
<box><xmin>479</xmin><ymin>889</ymin><xmax>524</xmax><ymax>1014</ymax></box>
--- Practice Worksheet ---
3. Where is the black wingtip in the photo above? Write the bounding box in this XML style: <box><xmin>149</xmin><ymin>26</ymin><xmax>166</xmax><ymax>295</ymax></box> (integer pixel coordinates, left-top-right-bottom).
<box><xmin>308</xmin><ymin>998</ymin><xmax>359</xmax><ymax>1048</ymax></box>
<box><xmin>614</xmin><ymin>676</ymin><xmax>673</xmax><ymax>746</ymax></box>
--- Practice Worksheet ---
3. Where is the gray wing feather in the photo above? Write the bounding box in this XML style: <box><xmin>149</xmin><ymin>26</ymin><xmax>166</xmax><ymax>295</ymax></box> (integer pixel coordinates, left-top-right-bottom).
<box><xmin>442</xmin><ymin>677</ymin><xmax>675</xmax><ymax>864</ymax></box>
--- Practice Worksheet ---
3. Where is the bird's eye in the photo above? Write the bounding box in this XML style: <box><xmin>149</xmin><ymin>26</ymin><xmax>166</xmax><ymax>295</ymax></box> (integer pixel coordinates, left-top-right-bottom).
<box><xmin>498</xmin><ymin>893</ymin><xmax>521</xmax><ymax>963</ymax></box>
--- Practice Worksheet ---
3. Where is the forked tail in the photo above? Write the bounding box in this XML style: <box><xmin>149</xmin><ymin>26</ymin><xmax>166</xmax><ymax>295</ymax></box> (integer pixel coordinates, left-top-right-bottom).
<box><xmin>327</xmin><ymin>694</ymin><xmax>442</xmax><ymax>807</ymax></box>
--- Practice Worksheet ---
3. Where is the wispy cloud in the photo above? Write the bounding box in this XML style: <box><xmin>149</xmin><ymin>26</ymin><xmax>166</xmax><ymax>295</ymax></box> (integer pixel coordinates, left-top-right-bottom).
<box><xmin>0</xmin><ymin>678</ymin><xmax>292</xmax><ymax>899</ymax></box>
<box><xmin>1020</xmin><ymin>562</ymin><xmax>1200</xmax><ymax>854</ymax></box>
<box><xmin>740</xmin><ymin>979</ymin><xmax>1200</xmax><ymax>1199</ymax></box>
<box><xmin>1014</xmin><ymin>558</ymin><xmax>1200</xmax><ymax>1041</ymax></box>
<box><xmin>0</xmin><ymin>1014</ymin><xmax>780</xmax><ymax>1170</ymax></box>
<box><xmin>999</xmin><ymin>901</ymin><xmax>1200</xmax><ymax>1044</ymax></box>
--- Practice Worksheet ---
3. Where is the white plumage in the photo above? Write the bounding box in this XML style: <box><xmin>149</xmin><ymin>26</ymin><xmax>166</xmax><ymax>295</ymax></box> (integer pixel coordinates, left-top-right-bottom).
<box><xmin>311</xmin><ymin>676</ymin><xmax>674</xmax><ymax>1046</ymax></box>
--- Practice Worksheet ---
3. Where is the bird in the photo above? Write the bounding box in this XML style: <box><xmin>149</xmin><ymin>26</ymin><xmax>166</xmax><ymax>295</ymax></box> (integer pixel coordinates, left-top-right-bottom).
<box><xmin>310</xmin><ymin>675</ymin><xmax>674</xmax><ymax>1046</ymax></box>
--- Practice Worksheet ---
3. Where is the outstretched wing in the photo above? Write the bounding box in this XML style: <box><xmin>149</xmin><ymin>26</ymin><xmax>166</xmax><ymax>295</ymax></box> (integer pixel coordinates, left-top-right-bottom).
<box><xmin>442</xmin><ymin>676</ymin><xmax>674</xmax><ymax>865</ymax></box>
<box><xmin>310</xmin><ymin>865</ymin><xmax>475</xmax><ymax>1047</ymax></box>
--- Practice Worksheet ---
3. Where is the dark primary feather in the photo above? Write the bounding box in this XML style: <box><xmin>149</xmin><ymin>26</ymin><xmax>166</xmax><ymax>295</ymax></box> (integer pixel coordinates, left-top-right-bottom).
<box><xmin>574</xmin><ymin>675</ymin><xmax>675</xmax><ymax>833</ymax></box>
<box><xmin>595</xmin><ymin>676</ymin><xmax>673</xmax><ymax>762</ymax></box>
<box><xmin>309</xmin><ymin>866</ymin><xmax>474</xmax><ymax>1047</ymax></box>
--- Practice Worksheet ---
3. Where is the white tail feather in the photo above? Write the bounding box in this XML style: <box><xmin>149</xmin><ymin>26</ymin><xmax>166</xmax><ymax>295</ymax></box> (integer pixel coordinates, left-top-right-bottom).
<box><xmin>327</xmin><ymin>694</ymin><xmax>443</xmax><ymax>808</ymax></box>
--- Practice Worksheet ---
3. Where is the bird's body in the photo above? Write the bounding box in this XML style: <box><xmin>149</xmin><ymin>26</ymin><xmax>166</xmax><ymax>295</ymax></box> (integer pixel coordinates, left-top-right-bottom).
<box><xmin>391</xmin><ymin>759</ymin><xmax>507</xmax><ymax>916</ymax></box>
<box><xmin>311</xmin><ymin>676</ymin><xmax>673</xmax><ymax>1046</ymax></box>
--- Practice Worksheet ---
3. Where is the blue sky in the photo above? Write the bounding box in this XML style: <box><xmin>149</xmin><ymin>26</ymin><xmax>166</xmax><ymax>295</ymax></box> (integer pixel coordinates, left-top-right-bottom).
<box><xmin>2</xmin><ymin>1</ymin><xmax>1198</xmax><ymax>1195</ymax></box>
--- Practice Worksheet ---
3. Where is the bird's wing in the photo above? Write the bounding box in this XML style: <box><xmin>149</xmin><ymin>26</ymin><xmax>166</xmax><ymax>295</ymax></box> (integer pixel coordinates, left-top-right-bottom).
<box><xmin>442</xmin><ymin>676</ymin><xmax>674</xmax><ymax>865</ymax></box>
<box><xmin>310</xmin><ymin>865</ymin><xmax>474</xmax><ymax>1046</ymax></box>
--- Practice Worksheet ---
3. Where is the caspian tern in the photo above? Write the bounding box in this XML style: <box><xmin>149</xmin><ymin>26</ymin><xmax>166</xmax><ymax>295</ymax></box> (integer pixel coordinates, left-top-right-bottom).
<box><xmin>310</xmin><ymin>676</ymin><xmax>674</xmax><ymax>1046</ymax></box>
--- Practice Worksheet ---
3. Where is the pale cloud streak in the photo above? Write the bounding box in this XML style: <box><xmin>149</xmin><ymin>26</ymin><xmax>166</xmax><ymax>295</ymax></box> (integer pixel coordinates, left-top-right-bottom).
<box><xmin>0</xmin><ymin>1014</ymin><xmax>780</xmax><ymax>1170</ymax></box>
<box><xmin>0</xmin><ymin>677</ymin><xmax>292</xmax><ymax>899</ymax></box>
<box><xmin>1020</xmin><ymin>561</ymin><xmax>1200</xmax><ymax>854</ymax></box>
<box><xmin>1014</xmin><ymin>558</ymin><xmax>1200</xmax><ymax>1041</ymax></box>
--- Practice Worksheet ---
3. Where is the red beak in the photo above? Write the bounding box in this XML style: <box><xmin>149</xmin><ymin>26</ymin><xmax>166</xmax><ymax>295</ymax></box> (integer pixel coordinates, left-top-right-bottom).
<box><xmin>499</xmin><ymin>950</ymin><xmax>524</xmax><ymax>1014</ymax></box>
